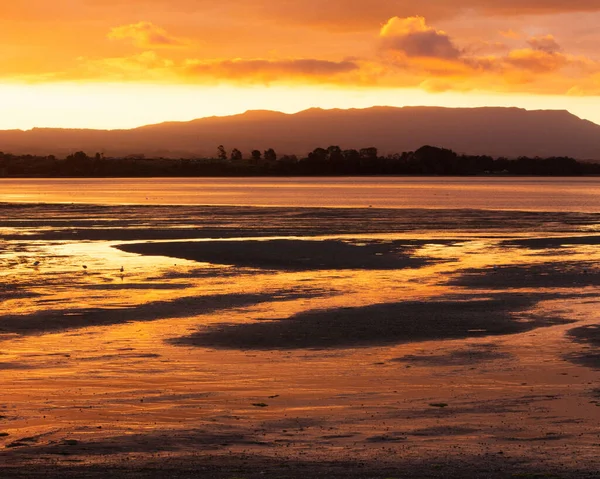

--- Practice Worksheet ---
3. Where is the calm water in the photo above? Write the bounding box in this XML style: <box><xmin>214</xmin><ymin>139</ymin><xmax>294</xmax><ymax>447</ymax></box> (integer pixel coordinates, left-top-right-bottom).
<box><xmin>1</xmin><ymin>177</ymin><xmax>599</xmax><ymax>212</ymax></box>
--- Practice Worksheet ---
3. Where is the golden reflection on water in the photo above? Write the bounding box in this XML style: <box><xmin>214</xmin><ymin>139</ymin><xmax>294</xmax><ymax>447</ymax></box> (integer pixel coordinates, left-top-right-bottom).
<box><xmin>2</xmin><ymin>177</ymin><xmax>600</xmax><ymax>211</ymax></box>
<box><xmin>0</xmin><ymin>205</ymin><xmax>599</xmax><ymax>469</ymax></box>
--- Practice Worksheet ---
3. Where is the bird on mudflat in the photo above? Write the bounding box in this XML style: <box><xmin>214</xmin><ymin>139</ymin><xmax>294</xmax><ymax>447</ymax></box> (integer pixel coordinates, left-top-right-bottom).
<box><xmin>82</xmin><ymin>265</ymin><xmax>87</xmax><ymax>270</ymax></box>
<box><xmin>33</xmin><ymin>261</ymin><xmax>40</xmax><ymax>267</ymax></box>
<box><xmin>120</xmin><ymin>266</ymin><xmax>124</xmax><ymax>273</ymax></box>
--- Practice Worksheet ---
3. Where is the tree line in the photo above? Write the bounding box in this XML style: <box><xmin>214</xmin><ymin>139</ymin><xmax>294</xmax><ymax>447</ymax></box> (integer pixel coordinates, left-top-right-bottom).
<box><xmin>1</xmin><ymin>145</ymin><xmax>599</xmax><ymax>177</ymax></box>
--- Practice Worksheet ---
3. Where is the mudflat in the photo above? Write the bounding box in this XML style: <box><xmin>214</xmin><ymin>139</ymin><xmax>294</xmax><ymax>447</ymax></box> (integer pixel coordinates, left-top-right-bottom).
<box><xmin>0</xmin><ymin>203</ymin><xmax>599</xmax><ymax>478</ymax></box>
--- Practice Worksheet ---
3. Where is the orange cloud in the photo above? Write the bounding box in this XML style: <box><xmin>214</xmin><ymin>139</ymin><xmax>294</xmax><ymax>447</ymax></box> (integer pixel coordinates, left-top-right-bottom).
<box><xmin>5</xmin><ymin>12</ymin><xmax>600</xmax><ymax>98</ymax></box>
<box><xmin>33</xmin><ymin>51</ymin><xmax>179</xmax><ymax>83</ymax></box>
<box><xmin>506</xmin><ymin>49</ymin><xmax>566</xmax><ymax>73</ymax></box>
<box><xmin>527</xmin><ymin>35</ymin><xmax>561</xmax><ymax>54</ymax></box>
<box><xmin>375</xmin><ymin>16</ymin><xmax>600</xmax><ymax>95</ymax></box>
<box><xmin>380</xmin><ymin>17</ymin><xmax>460</xmax><ymax>59</ymax></box>
<box><xmin>500</xmin><ymin>29</ymin><xmax>521</xmax><ymax>40</ymax></box>
<box><xmin>108</xmin><ymin>21</ymin><xmax>185</xmax><ymax>48</ymax></box>
<box><xmin>183</xmin><ymin>58</ymin><xmax>360</xmax><ymax>84</ymax></box>
<box><xmin>465</xmin><ymin>41</ymin><xmax>510</xmax><ymax>56</ymax></box>
<box><xmin>36</xmin><ymin>53</ymin><xmax>361</xmax><ymax>86</ymax></box>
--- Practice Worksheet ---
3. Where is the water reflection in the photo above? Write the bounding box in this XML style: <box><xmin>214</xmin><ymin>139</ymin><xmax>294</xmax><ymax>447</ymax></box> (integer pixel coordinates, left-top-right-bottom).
<box><xmin>2</xmin><ymin>177</ymin><xmax>600</xmax><ymax>211</ymax></box>
<box><xmin>0</xmin><ymin>203</ymin><xmax>599</xmax><ymax>471</ymax></box>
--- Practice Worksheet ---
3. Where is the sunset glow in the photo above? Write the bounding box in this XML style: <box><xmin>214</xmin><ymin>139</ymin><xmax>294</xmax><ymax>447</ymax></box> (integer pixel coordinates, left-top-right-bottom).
<box><xmin>2</xmin><ymin>1</ymin><xmax>600</xmax><ymax>129</ymax></box>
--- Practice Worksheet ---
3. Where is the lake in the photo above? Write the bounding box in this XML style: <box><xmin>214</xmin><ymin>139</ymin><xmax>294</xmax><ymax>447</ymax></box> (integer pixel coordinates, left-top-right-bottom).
<box><xmin>1</xmin><ymin>176</ymin><xmax>599</xmax><ymax>211</ymax></box>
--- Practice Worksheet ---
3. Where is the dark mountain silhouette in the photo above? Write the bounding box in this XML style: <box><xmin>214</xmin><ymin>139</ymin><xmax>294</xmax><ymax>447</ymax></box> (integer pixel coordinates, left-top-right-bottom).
<box><xmin>1</xmin><ymin>106</ymin><xmax>599</xmax><ymax>160</ymax></box>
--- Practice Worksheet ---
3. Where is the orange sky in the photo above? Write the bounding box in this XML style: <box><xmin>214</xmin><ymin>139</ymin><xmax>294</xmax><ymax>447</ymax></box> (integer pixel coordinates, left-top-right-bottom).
<box><xmin>2</xmin><ymin>1</ymin><xmax>600</xmax><ymax>129</ymax></box>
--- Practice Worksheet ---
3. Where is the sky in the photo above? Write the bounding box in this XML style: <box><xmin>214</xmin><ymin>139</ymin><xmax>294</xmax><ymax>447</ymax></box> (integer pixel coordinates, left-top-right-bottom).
<box><xmin>2</xmin><ymin>0</ymin><xmax>600</xmax><ymax>129</ymax></box>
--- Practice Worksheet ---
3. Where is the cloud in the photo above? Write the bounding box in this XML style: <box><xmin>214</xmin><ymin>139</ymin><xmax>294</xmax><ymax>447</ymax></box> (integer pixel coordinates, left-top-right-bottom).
<box><xmin>184</xmin><ymin>58</ymin><xmax>360</xmax><ymax>83</ymax></box>
<box><xmin>7</xmin><ymin>11</ymin><xmax>600</xmax><ymax>98</ymax></box>
<box><xmin>380</xmin><ymin>17</ymin><xmax>461</xmax><ymax>59</ymax></box>
<box><xmin>38</xmin><ymin>53</ymin><xmax>360</xmax><ymax>85</ymax></box>
<box><xmin>378</xmin><ymin>16</ymin><xmax>570</xmax><ymax>78</ymax></box>
<box><xmin>500</xmin><ymin>29</ymin><xmax>522</xmax><ymax>40</ymax></box>
<box><xmin>49</xmin><ymin>51</ymin><xmax>179</xmax><ymax>82</ymax></box>
<box><xmin>465</xmin><ymin>41</ymin><xmax>510</xmax><ymax>56</ymax></box>
<box><xmin>505</xmin><ymin>48</ymin><xmax>566</xmax><ymax>73</ymax></box>
<box><xmin>527</xmin><ymin>34</ymin><xmax>561</xmax><ymax>54</ymax></box>
<box><xmin>373</xmin><ymin>16</ymin><xmax>600</xmax><ymax>95</ymax></box>
<box><xmin>108</xmin><ymin>21</ymin><xmax>185</xmax><ymax>48</ymax></box>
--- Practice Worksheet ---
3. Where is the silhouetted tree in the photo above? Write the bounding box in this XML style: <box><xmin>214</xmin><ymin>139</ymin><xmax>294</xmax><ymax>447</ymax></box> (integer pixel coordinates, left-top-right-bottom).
<box><xmin>251</xmin><ymin>150</ymin><xmax>262</xmax><ymax>161</ymax></box>
<box><xmin>217</xmin><ymin>145</ymin><xmax>227</xmax><ymax>161</ymax></box>
<box><xmin>2</xmin><ymin>144</ymin><xmax>599</xmax><ymax>177</ymax></box>
<box><xmin>279</xmin><ymin>154</ymin><xmax>298</xmax><ymax>164</ymax></box>
<box><xmin>414</xmin><ymin>145</ymin><xmax>458</xmax><ymax>174</ymax></box>
<box><xmin>264</xmin><ymin>148</ymin><xmax>277</xmax><ymax>162</ymax></box>
<box><xmin>359</xmin><ymin>147</ymin><xmax>378</xmax><ymax>161</ymax></box>
<box><xmin>67</xmin><ymin>151</ymin><xmax>89</xmax><ymax>162</ymax></box>
<box><xmin>343</xmin><ymin>149</ymin><xmax>360</xmax><ymax>162</ymax></box>
<box><xmin>230</xmin><ymin>148</ymin><xmax>242</xmax><ymax>161</ymax></box>
<box><xmin>327</xmin><ymin>145</ymin><xmax>343</xmax><ymax>162</ymax></box>
<box><xmin>308</xmin><ymin>147</ymin><xmax>328</xmax><ymax>162</ymax></box>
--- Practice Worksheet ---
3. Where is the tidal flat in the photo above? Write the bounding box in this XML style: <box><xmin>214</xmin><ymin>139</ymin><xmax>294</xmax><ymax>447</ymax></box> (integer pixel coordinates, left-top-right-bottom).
<box><xmin>0</xmin><ymin>203</ymin><xmax>599</xmax><ymax>478</ymax></box>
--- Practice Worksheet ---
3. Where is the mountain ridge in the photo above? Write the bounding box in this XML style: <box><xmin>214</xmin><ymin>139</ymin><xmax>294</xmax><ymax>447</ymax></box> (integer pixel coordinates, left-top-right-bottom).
<box><xmin>1</xmin><ymin>106</ymin><xmax>599</xmax><ymax>159</ymax></box>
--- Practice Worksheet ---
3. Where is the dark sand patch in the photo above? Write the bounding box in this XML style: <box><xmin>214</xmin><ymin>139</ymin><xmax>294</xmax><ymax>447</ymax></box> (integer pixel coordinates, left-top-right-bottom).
<box><xmin>0</xmin><ymin>289</ymin><xmax>323</xmax><ymax>336</ymax></box>
<box><xmin>0</xmin><ymin>292</ymin><xmax>40</xmax><ymax>301</ymax></box>
<box><xmin>498</xmin><ymin>433</ymin><xmax>573</xmax><ymax>442</ymax></box>
<box><xmin>81</xmin><ymin>283</ymin><xmax>192</xmax><ymax>291</ymax></box>
<box><xmin>393</xmin><ymin>344</ymin><xmax>512</xmax><ymax>367</ymax></box>
<box><xmin>173</xmin><ymin>295</ymin><xmax>571</xmax><ymax>350</ymax></box>
<box><xmin>408</xmin><ymin>426</ymin><xmax>480</xmax><ymax>436</ymax></box>
<box><xmin>568</xmin><ymin>324</ymin><xmax>600</xmax><ymax>346</ymax></box>
<box><xmin>147</xmin><ymin>267</ymin><xmax>256</xmax><ymax>281</ymax></box>
<box><xmin>381</xmin><ymin>395</ymin><xmax>564</xmax><ymax>421</ymax></box>
<box><xmin>130</xmin><ymin>392</ymin><xmax>213</xmax><ymax>404</ymax></box>
<box><xmin>365</xmin><ymin>433</ymin><xmax>407</xmax><ymax>442</ymax></box>
<box><xmin>453</xmin><ymin>262</ymin><xmax>600</xmax><ymax>289</ymax></box>
<box><xmin>4</xmin><ymin>204</ymin><xmax>600</xmax><ymax>242</ymax></box>
<box><xmin>115</xmin><ymin>239</ymin><xmax>430</xmax><ymax>271</ymax></box>
<box><xmin>0</xmin><ymin>284</ymin><xmax>40</xmax><ymax>301</ymax></box>
<box><xmin>0</xmin><ymin>362</ymin><xmax>34</xmax><ymax>371</ymax></box>
<box><xmin>78</xmin><ymin>353</ymin><xmax>160</xmax><ymax>362</ymax></box>
<box><xmin>0</xmin><ymin>430</ymin><xmax>261</xmax><ymax>457</ymax></box>
<box><xmin>260</xmin><ymin>418</ymin><xmax>324</xmax><ymax>431</ymax></box>
<box><xmin>564</xmin><ymin>324</ymin><xmax>600</xmax><ymax>369</ymax></box>
<box><xmin>503</xmin><ymin>235</ymin><xmax>600</xmax><ymax>249</ymax></box>
<box><xmin>0</xmin><ymin>453</ymin><xmax>596</xmax><ymax>479</ymax></box>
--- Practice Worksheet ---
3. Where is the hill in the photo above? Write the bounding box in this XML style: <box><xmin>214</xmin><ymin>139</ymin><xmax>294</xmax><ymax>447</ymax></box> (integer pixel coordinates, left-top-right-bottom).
<box><xmin>1</xmin><ymin>106</ymin><xmax>599</xmax><ymax>159</ymax></box>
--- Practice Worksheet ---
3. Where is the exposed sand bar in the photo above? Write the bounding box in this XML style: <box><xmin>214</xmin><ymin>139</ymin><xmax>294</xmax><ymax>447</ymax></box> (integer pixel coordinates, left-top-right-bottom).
<box><xmin>0</xmin><ymin>203</ymin><xmax>599</xmax><ymax>478</ymax></box>
<box><xmin>115</xmin><ymin>239</ymin><xmax>432</xmax><ymax>271</ymax></box>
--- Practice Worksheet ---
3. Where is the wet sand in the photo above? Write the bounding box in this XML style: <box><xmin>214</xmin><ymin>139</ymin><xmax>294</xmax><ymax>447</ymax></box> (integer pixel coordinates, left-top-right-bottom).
<box><xmin>172</xmin><ymin>295</ymin><xmax>570</xmax><ymax>350</ymax></box>
<box><xmin>566</xmin><ymin>324</ymin><xmax>600</xmax><ymax>369</ymax></box>
<box><xmin>116</xmin><ymin>239</ymin><xmax>431</xmax><ymax>271</ymax></box>
<box><xmin>0</xmin><ymin>204</ymin><xmax>599</xmax><ymax>478</ymax></box>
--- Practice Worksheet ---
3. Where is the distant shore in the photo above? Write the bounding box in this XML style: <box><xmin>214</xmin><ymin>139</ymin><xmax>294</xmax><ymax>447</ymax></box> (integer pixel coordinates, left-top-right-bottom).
<box><xmin>2</xmin><ymin>145</ymin><xmax>600</xmax><ymax>177</ymax></box>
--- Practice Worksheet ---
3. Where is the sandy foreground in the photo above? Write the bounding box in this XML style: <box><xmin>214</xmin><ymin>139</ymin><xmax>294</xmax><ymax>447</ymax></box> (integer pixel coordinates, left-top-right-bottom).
<box><xmin>0</xmin><ymin>204</ymin><xmax>599</xmax><ymax>478</ymax></box>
